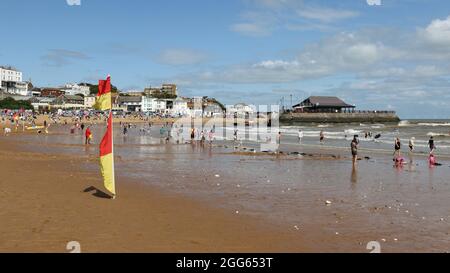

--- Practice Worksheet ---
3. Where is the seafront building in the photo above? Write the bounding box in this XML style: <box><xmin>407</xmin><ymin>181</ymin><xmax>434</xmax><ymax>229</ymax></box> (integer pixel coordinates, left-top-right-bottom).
<box><xmin>51</xmin><ymin>95</ymin><xmax>85</xmax><ymax>110</ymax></box>
<box><xmin>84</xmin><ymin>95</ymin><xmax>96</xmax><ymax>109</ymax></box>
<box><xmin>283</xmin><ymin>95</ymin><xmax>399</xmax><ymax>123</ymax></box>
<box><xmin>0</xmin><ymin>66</ymin><xmax>29</xmax><ymax>96</ymax></box>
<box><xmin>144</xmin><ymin>84</ymin><xmax>178</xmax><ymax>97</ymax></box>
<box><xmin>60</xmin><ymin>83</ymin><xmax>91</xmax><ymax>97</ymax></box>
<box><xmin>227</xmin><ymin>103</ymin><xmax>256</xmax><ymax>118</ymax></box>
<box><xmin>293</xmin><ymin>96</ymin><xmax>355</xmax><ymax>113</ymax></box>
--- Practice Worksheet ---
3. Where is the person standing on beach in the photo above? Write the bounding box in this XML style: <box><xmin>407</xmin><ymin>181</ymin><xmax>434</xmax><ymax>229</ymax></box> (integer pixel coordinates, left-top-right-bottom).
<box><xmin>277</xmin><ymin>132</ymin><xmax>282</xmax><ymax>145</ymax></box>
<box><xmin>394</xmin><ymin>137</ymin><xmax>401</xmax><ymax>157</ymax></box>
<box><xmin>208</xmin><ymin>129</ymin><xmax>214</xmax><ymax>145</ymax></box>
<box><xmin>320</xmin><ymin>131</ymin><xmax>325</xmax><ymax>144</ymax></box>
<box><xmin>85</xmin><ymin>126</ymin><xmax>92</xmax><ymax>145</ymax></box>
<box><xmin>350</xmin><ymin>135</ymin><xmax>359</xmax><ymax>167</ymax></box>
<box><xmin>298</xmin><ymin>130</ymin><xmax>303</xmax><ymax>143</ymax></box>
<box><xmin>409</xmin><ymin>137</ymin><xmax>415</xmax><ymax>152</ymax></box>
<box><xmin>429</xmin><ymin>136</ymin><xmax>436</xmax><ymax>154</ymax></box>
<box><xmin>200</xmin><ymin>130</ymin><xmax>206</xmax><ymax>148</ymax></box>
<box><xmin>351</xmin><ymin>135</ymin><xmax>359</xmax><ymax>166</ymax></box>
<box><xmin>190</xmin><ymin>128</ymin><xmax>195</xmax><ymax>144</ymax></box>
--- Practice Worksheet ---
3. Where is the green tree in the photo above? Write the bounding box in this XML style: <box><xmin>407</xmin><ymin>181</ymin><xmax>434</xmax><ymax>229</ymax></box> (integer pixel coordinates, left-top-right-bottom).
<box><xmin>0</xmin><ymin>97</ymin><xmax>33</xmax><ymax>110</ymax></box>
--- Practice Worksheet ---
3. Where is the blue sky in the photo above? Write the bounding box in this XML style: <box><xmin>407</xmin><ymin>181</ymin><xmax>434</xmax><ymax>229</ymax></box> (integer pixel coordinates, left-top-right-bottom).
<box><xmin>1</xmin><ymin>0</ymin><xmax>450</xmax><ymax>118</ymax></box>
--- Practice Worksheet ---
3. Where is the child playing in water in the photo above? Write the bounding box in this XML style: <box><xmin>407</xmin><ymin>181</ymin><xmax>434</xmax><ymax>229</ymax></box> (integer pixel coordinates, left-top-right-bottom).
<box><xmin>85</xmin><ymin>127</ymin><xmax>92</xmax><ymax>145</ymax></box>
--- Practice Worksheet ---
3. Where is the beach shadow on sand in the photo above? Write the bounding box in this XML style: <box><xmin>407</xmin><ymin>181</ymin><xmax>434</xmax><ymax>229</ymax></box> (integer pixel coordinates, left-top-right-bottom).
<box><xmin>83</xmin><ymin>186</ymin><xmax>113</xmax><ymax>199</ymax></box>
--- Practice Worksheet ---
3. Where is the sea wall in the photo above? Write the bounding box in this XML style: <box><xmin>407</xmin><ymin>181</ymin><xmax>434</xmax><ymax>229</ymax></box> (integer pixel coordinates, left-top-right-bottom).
<box><xmin>280</xmin><ymin>112</ymin><xmax>400</xmax><ymax>124</ymax></box>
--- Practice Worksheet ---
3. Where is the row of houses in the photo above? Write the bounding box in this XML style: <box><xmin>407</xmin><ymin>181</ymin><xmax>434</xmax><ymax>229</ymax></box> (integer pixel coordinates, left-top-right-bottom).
<box><xmin>1</xmin><ymin>66</ymin><xmax>92</xmax><ymax>97</ymax></box>
<box><xmin>26</xmin><ymin>94</ymin><xmax>256</xmax><ymax>118</ymax></box>
<box><xmin>1</xmin><ymin>66</ymin><xmax>258</xmax><ymax>117</ymax></box>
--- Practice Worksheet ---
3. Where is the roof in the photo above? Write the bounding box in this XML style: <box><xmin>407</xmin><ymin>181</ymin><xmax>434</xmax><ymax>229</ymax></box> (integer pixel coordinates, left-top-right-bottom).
<box><xmin>63</xmin><ymin>95</ymin><xmax>84</xmax><ymax>100</ymax></box>
<box><xmin>294</xmin><ymin>96</ymin><xmax>355</xmax><ymax>108</ymax></box>
<box><xmin>0</xmin><ymin>66</ymin><xmax>19</xmax><ymax>71</ymax></box>
<box><xmin>30</xmin><ymin>97</ymin><xmax>55</xmax><ymax>103</ymax></box>
<box><xmin>204</xmin><ymin>103</ymin><xmax>223</xmax><ymax>112</ymax></box>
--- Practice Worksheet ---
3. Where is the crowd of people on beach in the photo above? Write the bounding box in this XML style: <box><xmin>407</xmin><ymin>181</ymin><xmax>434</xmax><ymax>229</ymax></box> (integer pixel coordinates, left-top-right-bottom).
<box><xmin>348</xmin><ymin>133</ymin><xmax>440</xmax><ymax>168</ymax></box>
<box><xmin>391</xmin><ymin>136</ymin><xmax>439</xmax><ymax>167</ymax></box>
<box><xmin>2</xmin><ymin>109</ymin><xmax>447</xmax><ymax>171</ymax></box>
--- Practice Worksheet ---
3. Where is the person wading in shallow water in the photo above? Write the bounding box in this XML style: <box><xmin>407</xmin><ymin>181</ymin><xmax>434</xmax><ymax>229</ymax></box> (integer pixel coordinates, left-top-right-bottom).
<box><xmin>393</xmin><ymin>137</ymin><xmax>401</xmax><ymax>158</ymax></box>
<box><xmin>429</xmin><ymin>136</ymin><xmax>436</xmax><ymax>155</ymax></box>
<box><xmin>298</xmin><ymin>130</ymin><xmax>303</xmax><ymax>143</ymax></box>
<box><xmin>351</xmin><ymin>135</ymin><xmax>359</xmax><ymax>166</ymax></box>
<box><xmin>409</xmin><ymin>137</ymin><xmax>415</xmax><ymax>153</ymax></box>
<box><xmin>319</xmin><ymin>131</ymin><xmax>325</xmax><ymax>144</ymax></box>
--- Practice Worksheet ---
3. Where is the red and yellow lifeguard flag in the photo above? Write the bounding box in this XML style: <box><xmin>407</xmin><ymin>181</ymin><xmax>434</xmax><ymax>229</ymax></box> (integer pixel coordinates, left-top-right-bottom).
<box><xmin>93</xmin><ymin>76</ymin><xmax>112</xmax><ymax>111</ymax></box>
<box><xmin>99</xmin><ymin>111</ymin><xmax>116</xmax><ymax>196</ymax></box>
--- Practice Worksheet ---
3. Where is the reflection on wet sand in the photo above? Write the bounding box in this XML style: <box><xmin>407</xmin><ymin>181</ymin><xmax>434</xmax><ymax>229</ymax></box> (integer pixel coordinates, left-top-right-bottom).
<box><xmin>6</xmin><ymin>124</ymin><xmax>450</xmax><ymax>252</ymax></box>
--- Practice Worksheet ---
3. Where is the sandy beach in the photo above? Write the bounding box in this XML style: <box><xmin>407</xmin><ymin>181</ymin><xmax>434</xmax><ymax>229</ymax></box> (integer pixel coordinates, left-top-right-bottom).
<box><xmin>1</xmin><ymin>119</ymin><xmax>450</xmax><ymax>253</ymax></box>
<box><xmin>0</xmin><ymin>137</ymin><xmax>313</xmax><ymax>253</ymax></box>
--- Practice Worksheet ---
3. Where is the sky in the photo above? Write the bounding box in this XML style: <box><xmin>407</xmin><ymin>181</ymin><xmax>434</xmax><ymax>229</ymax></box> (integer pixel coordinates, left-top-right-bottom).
<box><xmin>1</xmin><ymin>0</ymin><xmax>450</xmax><ymax>119</ymax></box>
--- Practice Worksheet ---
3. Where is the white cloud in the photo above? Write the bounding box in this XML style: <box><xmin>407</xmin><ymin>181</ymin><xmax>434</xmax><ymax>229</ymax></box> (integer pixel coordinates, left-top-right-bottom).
<box><xmin>418</xmin><ymin>15</ymin><xmax>450</xmax><ymax>46</ymax></box>
<box><xmin>41</xmin><ymin>49</ymin><xmax>90</xmax><ymax>67</ymax></box>
<box><xmin>156</xmin><ymin>48</ymin><xmax>208</xmax><ymax>66</ymax></box>
<box><xmin>253</xmin><ymin>60</ymin><xmax>300</xmax><ymax>69</ymax></box>
<box><xmin>232</xmin><ymin>1</ymin><xmax>358</xmax><ymax>37</ymax></box>
<box><xmin>155</xmin><ymin>14</ymin><xmax>450</xmax><ymax>117</ymax></box>
<box><xmin>230</xmin><ymin>11</ymin><xmax>276</xmax><ymax>37</ymax></box>
<box><xmin>231</xmin><ymin>22</ymin><xmax>272</xmax><ymax>37</ymax></box>
<box><xmin>296</xmin><ymin>6</ymin><xmax>359</xmax><ymax>23</ymax></box>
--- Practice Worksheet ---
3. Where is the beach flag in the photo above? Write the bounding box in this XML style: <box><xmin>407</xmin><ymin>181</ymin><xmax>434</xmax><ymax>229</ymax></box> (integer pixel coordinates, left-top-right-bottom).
<box><xmin>93</xmin><ymin>76</ymin><xmax>112</xmax><ymax>111</ymax></box>
<box><xmin>99</xmin><ymin>111</ymin><xmax>116</xmax><ymax>196</ymax></box>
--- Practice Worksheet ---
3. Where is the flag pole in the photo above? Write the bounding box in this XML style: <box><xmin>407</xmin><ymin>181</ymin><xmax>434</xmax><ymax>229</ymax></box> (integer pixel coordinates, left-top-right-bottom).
<box><xmin>111</xmin><ymin>109</ymin><xmax>116</xmax><ymax>199</ymax></box>
<box><xmin>111</xmin><ymin>75</ymin><xmax>116</xmax><ymax>200</ymax></box>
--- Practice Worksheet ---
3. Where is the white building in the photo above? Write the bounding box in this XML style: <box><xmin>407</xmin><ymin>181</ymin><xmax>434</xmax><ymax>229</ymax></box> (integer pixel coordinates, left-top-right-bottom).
<box><xmin>0</xmin><ymin>66</ymin><xmax>29</xmax><ymax>96</ymax></box>
<box><xmin>142</xmin><ymin>97</ymin><xmax>168</xmax><ymax>113</ymax></box>
<box><xmin>141</xmin><ymin>96</ymin><xmax>155</xmax><ymax>113</ymax></box>
<box><xmin>172</xmin><ymin>97</ymin><xmax>189</xmax><ymax>116</ymax></box>
<box><xmin>119</xmin><ymin>96</ymin><xmax>142</xmax><ymax>112</ymax></box>
<box><xmin>30</xmin><ymin>97</ymin><xmax>55</xmax><ymax>112</ymax></box>
<box><xmin>84</xmin><ymin>95</ymin><xmax>96</xmax><ymax>109</ymax></box>
<box><xmin>204</xmin><ymin>103</ymin><xmax>224</xmax><ymax>117</ymax></box>
<box><xmin>60</xmin><ymin>83</ymin><xmax>91</xmax><ymax>97</ymax></box>
<box><xmin>227</xmin><ymin>103</ymin><xmax>256</xmax><ymax>118</ymax></box>
<box><xmin>51</xmin><ymin>95</ymin><xmax>85</xmax><ymax>110</ymax></box>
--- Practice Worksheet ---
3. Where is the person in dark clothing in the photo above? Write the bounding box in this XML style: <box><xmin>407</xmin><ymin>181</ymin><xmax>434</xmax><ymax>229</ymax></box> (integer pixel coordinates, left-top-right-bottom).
<box><xmin>428</xmin><ymin>136</ymin><xmax>436</xmax><ymax>154</ymax></box>
<box><xmin>394</xmin><ymin>137</ymin><xmax>401</xmax><ymax>157</ymax></box>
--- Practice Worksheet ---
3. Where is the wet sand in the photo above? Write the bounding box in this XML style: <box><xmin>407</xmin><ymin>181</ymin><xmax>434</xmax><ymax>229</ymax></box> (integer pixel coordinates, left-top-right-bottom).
<box><xmin>0</xmin><ymin>138</ymin><xmax>316</xmax><ymax>253</ymax></box>
<box><xmin>1</xmin><ymin>124</ymin><xmax>450</xmax><ymax>253</ymax></box>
